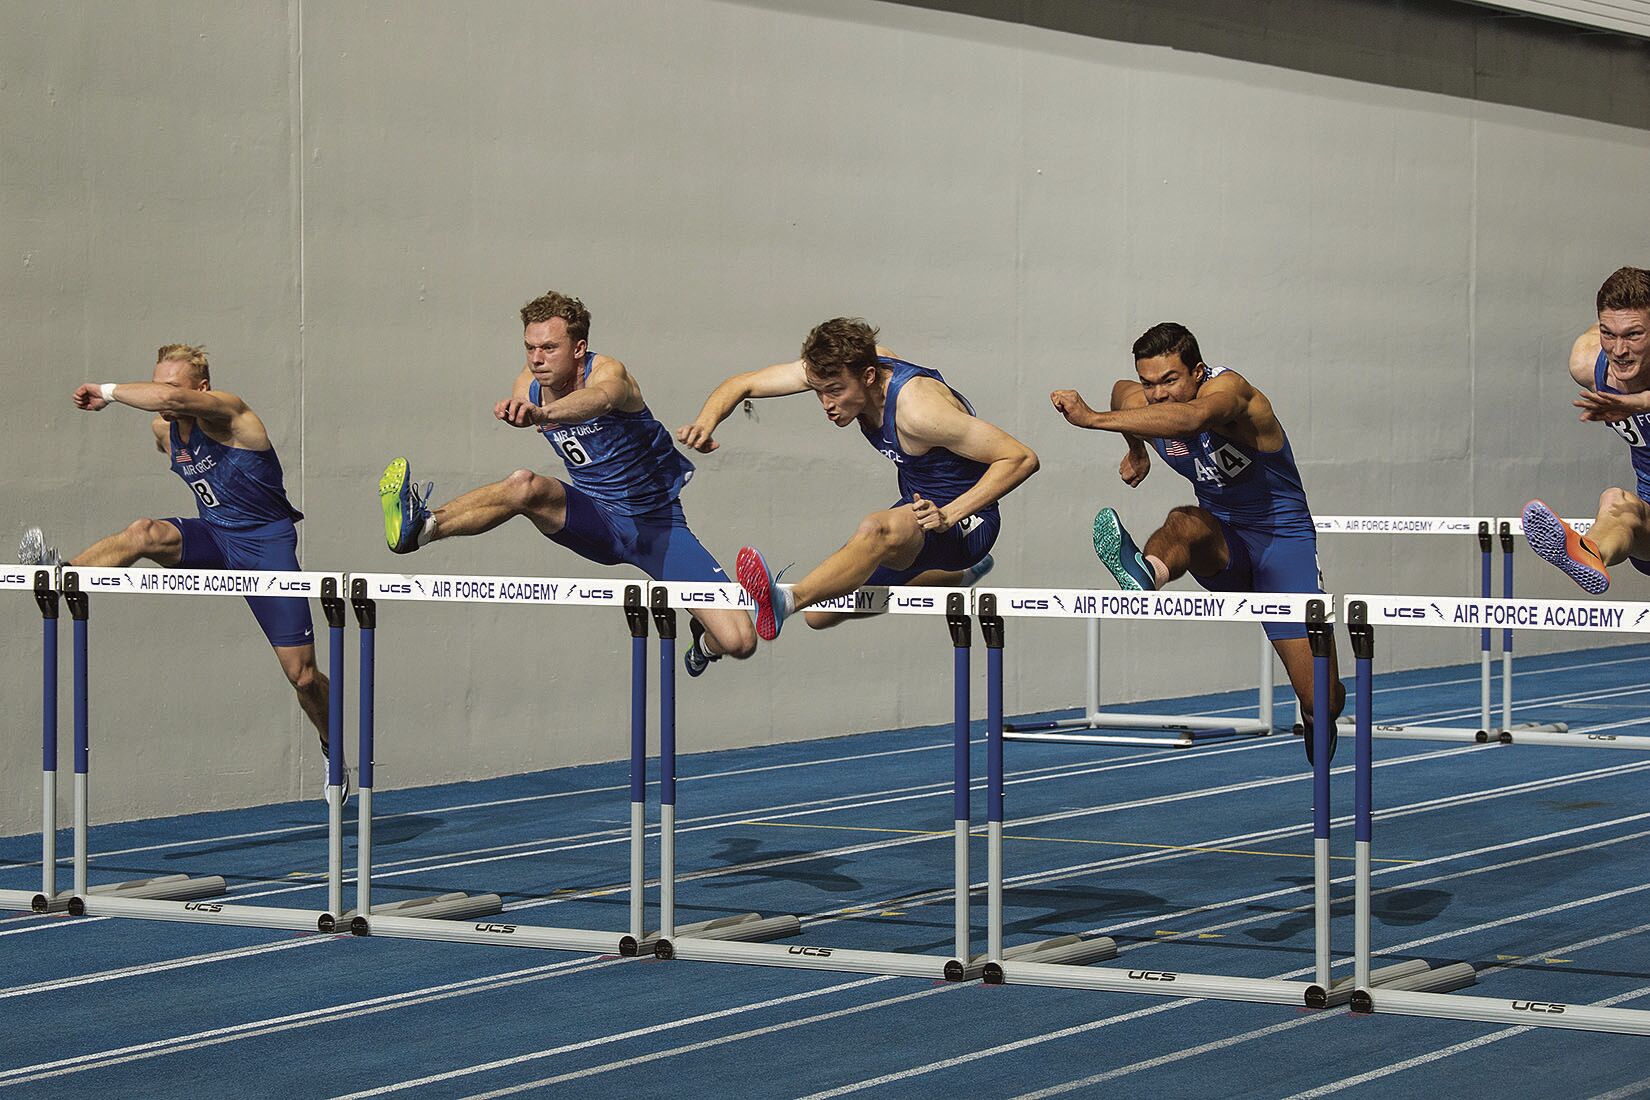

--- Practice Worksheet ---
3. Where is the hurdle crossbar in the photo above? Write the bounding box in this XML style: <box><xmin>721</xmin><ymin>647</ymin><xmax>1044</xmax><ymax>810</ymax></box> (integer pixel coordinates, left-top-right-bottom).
<box><xmin>1346</xmin><ymin>593</ymin><xmax>1650</xmax><ymax>1034</ymax></box>
<box><xmin>977</xmin><ymin>587</ymin><xmax>1465</xmax><ymax>1008</ymax></box>
<box><xmin>54</xmin><ymin>566</ymin><xmax>352</xmax><ymax>931</ymax></box>
<box><xmin>655</xmin><ymin>582</ymin><xmax>1089</xmax><ymax>980</ymax></box>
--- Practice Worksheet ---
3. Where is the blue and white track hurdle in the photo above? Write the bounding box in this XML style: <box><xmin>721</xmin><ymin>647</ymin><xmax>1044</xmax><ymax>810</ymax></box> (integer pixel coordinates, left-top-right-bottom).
<box><xmin>979</xmin><ymin>586</ymin><xmax>1474</xmax><ymax>1007</ymax></box>
<box><xmin>50</xmin><ymin>566</ymin><xmax>350</xmax><ymax>929</ymax></box>
<box><xmin>1313</xmin><ymin>515</ymin><xmax>1570</xmax><ymax>744</ymax></box>
<box><xmin>652</xmin><ymin>582</ymin><xmax>1111</xmax><ymax>979</ymax></box>
<box><xmin>345</xmin><ymin>573</ymin><xmax>791</xmax><ymax>955</ymax></box>
<box><xmin>1348</xmin><ymin>593</ymin><xmax>1650</xmax><ymax>1034</ymax></box>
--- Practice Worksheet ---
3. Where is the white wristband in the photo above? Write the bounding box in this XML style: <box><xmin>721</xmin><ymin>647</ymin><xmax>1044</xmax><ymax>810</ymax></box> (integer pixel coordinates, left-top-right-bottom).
<box><xmin>99</xmin><ymin>383</ymin><xmax>118</xmax><ymax>402</ymax></box>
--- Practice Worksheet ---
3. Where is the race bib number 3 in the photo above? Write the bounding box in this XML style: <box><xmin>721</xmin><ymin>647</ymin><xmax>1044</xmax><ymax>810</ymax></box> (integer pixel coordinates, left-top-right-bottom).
<box><xmin>1609</xmin><ymin>418</ymin><xmax>1647</xmax><ymax>448</ymax></box>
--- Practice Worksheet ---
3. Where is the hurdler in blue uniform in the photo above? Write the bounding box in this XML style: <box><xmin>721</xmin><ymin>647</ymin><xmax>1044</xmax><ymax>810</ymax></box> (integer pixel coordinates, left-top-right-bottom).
<box><xmin>18</xmin><ymin>344</ymin><xmax>337</xmax><ymax>789</ymax></box>
<box><xmin>1522</xmin><ymin>266</ymin><xmax>1650</xmax><ymax>595</ymax></box>
<box><xmin>1050</xmin><ymin>321</ymin><xmax>1343</xmax><ymax>762</ymax></box>
<box><xmin>680</xmin><ymin>317</ymin><xmax>1038</xmax><ymax>643</ymax></box>
<box><xmin>379</xmin><ymin>291</ymin><xmax>756</xmax><ymax>677</ymax></box>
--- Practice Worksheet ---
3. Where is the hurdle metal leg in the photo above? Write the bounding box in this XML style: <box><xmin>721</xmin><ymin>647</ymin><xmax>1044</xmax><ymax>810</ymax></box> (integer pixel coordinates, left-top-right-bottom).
<box><xmin>663</xmin><ymin>592</ymin><xmax>1011</xmax><ymax>979</ymax></box>
<box><xmin>60</xmin><ymin>571</ymin><xmax>248</xmax><ymax>923</ymax></box>
<box><xmin>1005</xmin><ymin>618</ymin><xmax>1274</xmax><ymax>747</ymax></box>
<box><xmin>643</xmin><ymin>588</ymin><xmax>799</xmax><ymax>957</ymax></box>
<box><xmin>1</xmin><ymin>571</ymin><xmax>69</xmax><ymax>914</ymax></box>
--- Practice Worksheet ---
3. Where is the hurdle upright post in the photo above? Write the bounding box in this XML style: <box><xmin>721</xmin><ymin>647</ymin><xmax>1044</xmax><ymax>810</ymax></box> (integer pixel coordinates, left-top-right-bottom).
<box><xmin>321</xmin><ymin>577</ymin><xmax>347</xmax><ymax>921</ymax></box>
<box><xmin>626</xmin><ymin>585</ymin><xmax>649</xmax><ymax>950</ymax></box>
<box><xmin>947</xmin><ymin>591</ymin><xmax>972</xmax><ymax>969</ymax></box>
<box><xmin>1349</xmin><ymin>600</ymin><xmax>1374</xmax><ymax>994</ymax></box>
<box><xmin>1307</xmin><ymin>601</ymin><xmax>1333</xmax><ymax>993</ymax></box>
<box><xmin>981</xmin><ymin>594</ymin><xmax>1005</xmax><ymax>965</ymax></box>
<box><xmin>1</xmin><ymin>569</ymin><xmax>63</xmax><ymax>914</ymax></box>
<box><xmin>35</xmin><ymin>571</ymin><xmax>59</xmax><ymax>909</ymax></box>
<box><xmin>1478</xmin><ymin>521</ymin><xmax>1493</xmax><ymax>737</ymax></box>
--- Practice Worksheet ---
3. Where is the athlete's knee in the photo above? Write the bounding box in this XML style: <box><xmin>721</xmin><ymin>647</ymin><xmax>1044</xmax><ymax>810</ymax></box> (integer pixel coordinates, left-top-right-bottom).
<box><xmin>124</xmin><ymin>518</ymin><xmax>173</xmax><ymax>553</ymax></box>
<box><xmin>852</xmin><ymin>511</ymin><xmax>907</xmax><ymax>556</ymax></box>
<box><xmin>705</xmin><ymin>614</ymin><xmax>757</xmax><ymax>658</ymax></box>
<box><xmin>286</xmin><ymin>661</ymin><xmax>318</xmax><ymax>693</ymax></box>
<box><xmin>1600</xmin><ymin>487</ymin><xmax>1647</xmax><ymax>519</ymax></box>
<box><xmin>505</xmin><ymin>468</ymin><xmax>560</xmax><ymax>510</ymax></box>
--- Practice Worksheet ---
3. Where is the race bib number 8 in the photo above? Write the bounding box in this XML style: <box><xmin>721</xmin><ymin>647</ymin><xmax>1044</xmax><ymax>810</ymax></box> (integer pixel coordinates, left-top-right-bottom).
<box><xmin>190</xmin><ymin>480</ymin><xmax>221</xmax><ymax>508</ymax></box>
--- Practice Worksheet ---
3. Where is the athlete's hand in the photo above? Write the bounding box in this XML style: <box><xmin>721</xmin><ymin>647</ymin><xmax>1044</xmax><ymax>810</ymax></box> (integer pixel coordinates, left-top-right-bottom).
<box><xmin>1050</xmin><ymin>389</ymin><xmax>1098</xmax><ymax>428</ymax></box>
<box><xmin>910</xmin><ymin>493</ymin><xmax>950</xmax><ymax>532</ymax></box>
<box><xmin>1120</xmin><ymin>445</ymin><xmax>1151</xmax><ymax>487</ymax></box>
<box><xmin>495</xmin><ymin>397</ymin><xmax>547</xmax><ymax>429</ymax></box>
<box><xmin>72</xmin><ymin>384</ymin><xmax>111</xmax><ymax>412</ymax></box>
<box><xmin>677</xmin><ymin>422</ymin><xmax>719</xmax><ymax>453</ymax></box>
<box><xmin>1575</xmin><ymin>389</ymin><xmax>1650</xmax><ymax>423</ymax></box>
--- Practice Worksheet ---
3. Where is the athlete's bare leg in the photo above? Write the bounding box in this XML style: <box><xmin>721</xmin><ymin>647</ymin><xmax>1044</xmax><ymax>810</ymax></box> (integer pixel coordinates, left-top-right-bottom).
<box><xmin>690</xmin><ymin>607</ymin><xmax>757</xmax><ymax>658</ymax></box>
<box><xmin>1586</xmin><ymin>488</ymin><xmax>1650</xmax><ymax>565</ymax></box>
<box><xmin>69</xmin><ymin>518</ymin><xmax>184</xmax><ymax>567</ymax></box>
<box><xmin>274</xmin><ymin>643</ymin><xmax>330</xmax><ymax>741</ymax></box>
<box><xmin>796</xmin><ymin>506</ymin><xmax>926</xmax><ymax>630</ymax></box>
<box><xmin>426</xmin><ymin>469</ymin><xmax>570</xmax><ymax>541</ymax></box>
<box><xmin>1142</xmin><ymin>505</ymin><xmax>1229</xmax><ymax>585</ymax></box>
<box><xmin>1275</xmin><ymin>633</ymin><xmax>1345</xmax><ymax>734</ymax></box>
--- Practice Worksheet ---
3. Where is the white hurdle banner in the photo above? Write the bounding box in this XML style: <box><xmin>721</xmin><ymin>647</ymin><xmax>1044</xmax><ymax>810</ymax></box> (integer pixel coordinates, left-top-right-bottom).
<box><xmin>1346</xmin><ymin>593</ymin><xmax>1650</xmax><ymax>1035</ymax></box>
<box><xmin>56</xmin><ymin>566</ymin><xmax>349</xmax><ymax>931</ymax></box>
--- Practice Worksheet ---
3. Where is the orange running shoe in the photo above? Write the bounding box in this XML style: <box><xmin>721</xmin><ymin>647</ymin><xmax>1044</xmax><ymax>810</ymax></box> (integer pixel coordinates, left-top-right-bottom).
<box><xmin>1522</xmin><ymin>500</ymin><xmax>1609</xmax><ymax>594</ymax></box>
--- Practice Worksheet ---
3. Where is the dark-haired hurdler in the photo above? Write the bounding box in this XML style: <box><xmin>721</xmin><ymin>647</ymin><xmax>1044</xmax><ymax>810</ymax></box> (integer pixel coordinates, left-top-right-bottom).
<box><xmin>1522</xmin><ymin>266</ymin><xmax>1650</xmax><ymax>594</ymax></box>
<box><xmin>680</xmin><ymin>318</ymin><xmax>1036</xmax><ymax>641</ymax></box>
<box><xmin>378</xmin><ymin>291</ymin><xmax>756</xmax><ymax>677</ymax></box>
<box><xmin>1050</xmin><ymin>322</ymin><xmax>1342</xmax><ymax>762</ymax></box>
<box><xmin>19</xmin><ymin>344</ymin><xmax>339</xmax><ymax>795</ymax></box>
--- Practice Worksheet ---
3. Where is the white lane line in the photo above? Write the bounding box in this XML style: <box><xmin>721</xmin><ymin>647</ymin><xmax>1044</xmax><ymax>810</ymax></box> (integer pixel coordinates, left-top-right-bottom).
<box><xmin>0</xmin><ymin>955</ymin><xmax>619</xmax><ymax>1087</ymax></box>
<box><xmin>1280</xmin><ymin>984</ymin><xmax>1650</xmax><ymax>1099</ymax></box>
<box><xmin>328</xmin><ymin>976</ymin><xmax>901</xmax><ymax>1100</ymax></box>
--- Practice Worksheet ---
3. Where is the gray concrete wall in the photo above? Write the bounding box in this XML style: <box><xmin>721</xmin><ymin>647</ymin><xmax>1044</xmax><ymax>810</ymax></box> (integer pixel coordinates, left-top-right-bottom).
<box><xmin>2</xmin><ymin>0</ymin><xmax>1648</xmax><ymax>832</ymax></box>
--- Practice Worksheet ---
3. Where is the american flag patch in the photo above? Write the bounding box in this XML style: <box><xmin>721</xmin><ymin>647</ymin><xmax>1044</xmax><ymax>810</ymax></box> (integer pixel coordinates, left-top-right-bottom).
<box><xmin>1164</xmin><ymin>439</ymin><xmax>1190</xmax><ymax>457</ymax></box>
<box><xmin>175</xmin><ymin>449</ymin><xmax>192</xmax><ymax>464</ymax></box>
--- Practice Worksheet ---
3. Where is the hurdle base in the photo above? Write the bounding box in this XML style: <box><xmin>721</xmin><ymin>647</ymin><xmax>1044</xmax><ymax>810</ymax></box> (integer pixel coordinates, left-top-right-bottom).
<box><xmin>1005</xmin><ymin>713</ymin><xmax>1272</xmax><ymax>746</ymax></box>
<box><xmin>1331</xmin><ymin>719</ymin><xmax>1500</xmax><ymax>745</ymax></box>
<box><xmin>1</xmin><ymin>888</ymin><xmax>69</xmax><ymax>915</ymax></box>
<box><xmin>635</xmin><ymin>912</ymin><xmax>802</xmax><ymax>955</ymax></box>
<box><xmin>355</xmin><ymin>907</ymin><xmax>634</xmax><ymax>955</ymax></box>
<box><xmin>340</xmin><ymin>891</ymin><xmax>504</xmax><ymax>934</ymax></box>
<box><xmin>1500</xmin><ymin>729</ymin><xmax>1650</xmax><ymax>750</ymax></box>
<box><xmin>661</xmin><ymin>936</ymin><xmax>970</xmax><ymax>980</ymax></box>
<box><xmin>992</xmin><ymin>958</ymin><xmax>1317</xmax><ymax>1005</ymax></box>
<box><xmin>1354</xmin><ymin>983</ymin><xmax>1650</xmax><ymax>1034</ymax></box>
<box><xmin>1304</xmin><ymin>958</ymin><xmax>1467</xmax><ymax>1008</ymax></box>
<box><xmin>978</xmin><ymin>933</ymin><xmax>1120</xmax><ymax>984</ymax></box>
<box><xmin>73</xmin><ymin>892</ymin><xmax>340</xmax><ymax>932</ymax></box>
<box><xmin>1508</xmin><ymin>720</ymin><xmax>1569</xmax><ymax>733</ymax></box>
<box><xmin>64</xmin><ymin>874</ymin><xmax>227</xmax><ymax>915</ymax></box>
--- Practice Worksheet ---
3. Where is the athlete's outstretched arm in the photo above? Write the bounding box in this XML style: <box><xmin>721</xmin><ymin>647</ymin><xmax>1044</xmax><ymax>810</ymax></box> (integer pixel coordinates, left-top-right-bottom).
<box><xmin>1054</xmin><ymin>374</ymin><xmax>1250</xmax><ymax>440</ymax></box>
<box><xmin>496</xmin><ymin>358</ymin><xmax>641</xmax><ymax>428</ymax></box>
<box><xmin>74</xmin><ymin>382</ymin><xmax>244</xmax><ymax>423</ymax></box>
<box><xmin>678</xmin><ymin>360</ymin><xmax>810</xmax><ymax>453</ymax></box>
<box><xmin>897</xmin><ymin>381</ymin><xmax>1039</xmax><ymax>530</ymax></box>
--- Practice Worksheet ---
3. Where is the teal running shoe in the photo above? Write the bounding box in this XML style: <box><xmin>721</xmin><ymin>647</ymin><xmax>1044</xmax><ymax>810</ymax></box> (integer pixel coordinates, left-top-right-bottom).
<box><xmin>1092</xmin><ymin>508</ymin><xmax>1155</xmax><ymax>590</ymax></box>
